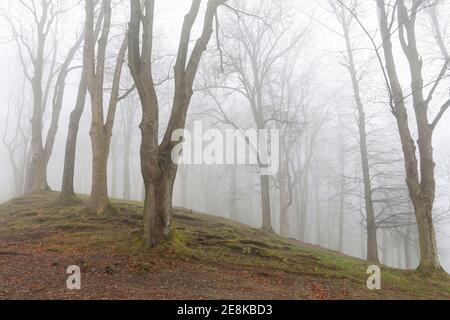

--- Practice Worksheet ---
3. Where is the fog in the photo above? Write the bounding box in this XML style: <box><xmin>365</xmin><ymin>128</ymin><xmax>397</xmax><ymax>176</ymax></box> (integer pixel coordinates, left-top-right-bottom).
<box><xmin>0</xmin><ymin>0</ymin><xmax>449</xmax><ymax>273</ymax></box>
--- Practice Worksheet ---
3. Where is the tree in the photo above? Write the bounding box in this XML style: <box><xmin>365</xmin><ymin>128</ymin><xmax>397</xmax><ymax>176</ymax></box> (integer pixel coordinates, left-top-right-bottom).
<box><xmin>121</xmin><ymin>93</ymin><xmax>138</xmax><ymax>201</ymax></box>
<box><xmin>331</xmin><ymin>0</ymin><xmax>379</xmax><ymax>262</ymax></box>
<box><xmin>60</xmin><ymin>7</ymin><xmax>105</xmax><ymax>202</ymax></box>
<box><xmin>127</xmin><ymin>0</ymin><xmax>225</xmax><ymax>245</ymax></box>
<box><xmin>375</xmin><ymin>0</ymin><xmax>450</xmax><ymax>273</ymax></box>
<box><xmin>207</xmin><ymin>1</ymin><xmax>306</xmax><ymax>233</ymax></box>
<box><xmin>2</xmin><ymin>0</ymin><xmax>79</xmax><ymax>193</ymax></box>
<box><xmin>2</xmin><ymin>79</ymin><xmax>30</xmax><ymax>196</ymax></box>
<box><xmin>84</xmin><ymin>0</ymin><xmax>129</xmax><ymax>214</ymax></box>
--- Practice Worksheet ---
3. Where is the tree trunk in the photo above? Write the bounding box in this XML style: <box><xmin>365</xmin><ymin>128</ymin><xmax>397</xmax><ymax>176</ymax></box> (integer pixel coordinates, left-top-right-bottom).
<box><xmin>377</xmin><ymin>0</ymin><xmax>443</xmax><ymax>272</ymax></box>
<box><xmin>60</xmin><ymin>72</ymin><xmax>88</xmax><ymax>200</ymax></box>
<box><xmin>90</xmin><ymin>127</ymin><xmax>111</xmax><ymax>214</ymax></box>
<box><xmin>26</xmin><ymin>152</ymin><xmax>48</xmax><ymax>192</ymax></box>
<box><xmin>314</xmin><ymin>179</ymin><xmax>321</xmax><ymax>246</ymax></box>
<box><xmin>279</xmin><ymin>145</ymin><xmax>290</xmax><ymax>236</ymax></box>
<box><xmin>230</xmin><ymin>164</ymin><xmax>238</xmax><ymax>221</ymax></box>
<box><xmin>340</xmin><ymin>17</ymin><xmax>378</xmax><ymax>262</ymax></box>
<box><xmin>26</xmin><ymin>64</ymin><xmax>47</xmax><ymax>193</ymax></box>
<box><xmin>298</xmin><ymin>170</ymin><xmax>309</xmax><ymax>242</ymax></box>
<box><xmin>404</xmin><ymin>224</ymin><xmax>412</xmax><ymax>269</ymax></box>
<box><xmin>122</xmin><ymin>126</ymin><xmax>132</xmax><ymax>200</ymax></box>
<box><xmin>414</xmin><ymin>203</ymin><xmax>441</xmax><ymax>272</ymax></box>
<box><xmin>84</xmin><ymin>0</ymin><xmax>127</xmax><ymax>214</ymax></box>
<box><xmin>111</xmin><ymin>139</ymin><xmax>118</xmax><ymax>198</ymax></box>
<box><xmin>128</xmin><ymin>0</ymin><xmax>223</xmax><ymax>245</ymax></box>
<box><xmin>337</xmin><ymin>114</ymin><xmax>345</xmax><ymax>253</ymax></box>
<box><xmin>260</xmin><ymin>174</ymin><xmax>274</xmax><ymax>233</ymax></box>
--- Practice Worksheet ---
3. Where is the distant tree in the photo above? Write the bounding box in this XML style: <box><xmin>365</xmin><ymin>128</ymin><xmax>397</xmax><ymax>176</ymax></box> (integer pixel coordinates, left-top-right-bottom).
<box><xmin>331</xmin><ymin>0</ymin><xmax>379</xmax><ymax>262</ymax></box>
<box><xmin>2</xmin><ymin>0</ymin><xmax>81</xmax><ymax>193</ymax></box>
<box><xmin>2</xmin><ymin>80</ymin><xmax>30</xmax><ymax>196</ymax></box>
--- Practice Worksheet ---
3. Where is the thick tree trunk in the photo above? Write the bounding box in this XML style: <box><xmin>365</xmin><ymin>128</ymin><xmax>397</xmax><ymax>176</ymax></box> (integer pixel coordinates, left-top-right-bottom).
<box><xmin>27</xmin><ymin>151</ymin><xmax>49</xmax><ymax>192</ymax></box>
<box><xmin>414</xmin><ymin>203</ymin><xmax>441</xmax><ymax>272</ymax></box>
<box><xmin>90</xmin><ymin>127</ymin><xmax>111</xmax><ymax>215</ymax></box>
<box><xmin>142</xmin><ymin>166</ymin><xmax>176</xmax><ymax>245</ymax></box>
<box><xmin>376</xmin><ymin>0</ymin><xmax>443</xmax><ymax>272</ymax></box>
<box><xmin>26</xmin><ymin>66</ymin><xmax>47</xmax><ymax>193</ymax></box>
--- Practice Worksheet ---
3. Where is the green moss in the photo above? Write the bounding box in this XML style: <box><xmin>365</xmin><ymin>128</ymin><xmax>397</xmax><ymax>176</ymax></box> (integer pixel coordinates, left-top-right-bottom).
<box><xmin>1</xmin><ymin>191</ymin><xmax>450</xmax><ymax>299</ymax></box>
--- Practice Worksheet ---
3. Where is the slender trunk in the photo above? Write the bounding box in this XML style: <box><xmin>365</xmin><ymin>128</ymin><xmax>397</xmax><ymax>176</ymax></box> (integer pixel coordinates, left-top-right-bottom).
<box><xmin>341</xmin><ymin>21</ymin><xmax>378</xmax><ymax>262</ymax></box>
<box><xmin>111</xmin><ymin>140</ymin><xmax>118</xmax><ymax>198</ymax></box>
<box><xmin>260</xmin><ymin>174</ymin><xmax>273</xmax><ymax>233</ymax></box>
<box><xmin>293</xmin><ymin>182</ymin><xmax>301</xmax><ymax>239</ymax></box>
<box><xmin>60</xmin><ymin>72</ymin><xmax>88</xmax><ymax>199</ymax></box>
<box><xmin>230</xmin><ymin>164</ymin><xmax>238</xmax><ymax>221</ymax></box>
<box><xmin>338</xmin><ymin>182</ymin><xmax>345</xmax><ymax>252</ymax></box>
<box><xmin>179</xmin><ymin>165</ymin><xmax>188</xmax><ymax>208</ymax></box>
<box><xmin>122</xmin><ymin>127</ymin><xmax>132</xmax><ymax>200</ymax></box>
<box><xmin>314</xmin><ymin>178</ymin><xmax>321</xmax><ymax>246</ymax></box>
<box><xmin>298</xmin><ymin>170</ymin><xmax>309</xmax><ymax>242</ymax></box>
<box><xmin>279</xmin><ymin>144</ymin><xmax>290</xmax><ymax>236</ymax></box>
<box><xmin>404</xmin><ymin>223</ymin><xmax>412</xmax><ymax>269</ymax></box>
<box><xmin>337</xmin><ymin>116</ymin><xmax>345</xmax><ymax>252</ymax></box>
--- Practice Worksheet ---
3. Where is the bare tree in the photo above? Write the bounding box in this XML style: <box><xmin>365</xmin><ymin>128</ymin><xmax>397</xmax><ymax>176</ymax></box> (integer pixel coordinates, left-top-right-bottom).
<box><xmin>331</xmin><ymin>0</ymin><xmax>379</xmax><ymax>262</ymax></box>
<box><xmin>121</xmin><ymin>93</ymin><xmax>138</xmax><ymax>201</ymax></box>
<box><xmin>128</xmin><ymin>0</ymin><xmax>225</xmax><ymax>245</ymax></box>
<box><xmin>2</xmin><ymin>81</ymin><xmax>30</xmax><ymax>196</ymax></box>
<box><xmin>206</xmin><ymin>1</ymin><xmax>306</xmax><ymax>233</ymax></box>
<box><xmin>375</xmin><ymin>0</ymin><xmax>450</xmax><ymax>273</ymax></box>
<box><xmin>84</xmin><ymin>0</ymin><xmax>128</xmax><ymax>214</ymax></box>
<box><xmin>60</xmin><ymin>7</ymin><xmax>105</xmax><ymax>203</ymax></box>
<box><xmin>1</xmin><ymin>1</ymin><xmax>76</xmax><ymax>193</ymax></box>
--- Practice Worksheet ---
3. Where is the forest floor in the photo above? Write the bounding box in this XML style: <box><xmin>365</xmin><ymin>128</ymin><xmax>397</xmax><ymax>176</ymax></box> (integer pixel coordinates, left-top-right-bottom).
<box><xmin>0</xmin><ymin>192</ymin><xmax>449</xmax><ymax>300</ymax></box>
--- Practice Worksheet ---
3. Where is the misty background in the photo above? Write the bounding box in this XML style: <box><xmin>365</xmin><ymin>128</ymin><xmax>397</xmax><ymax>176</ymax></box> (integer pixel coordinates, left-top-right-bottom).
<box><xmin>0</xmin><ymin>0</ymin><xmax>449</xmax><ymax>271</ymax></box>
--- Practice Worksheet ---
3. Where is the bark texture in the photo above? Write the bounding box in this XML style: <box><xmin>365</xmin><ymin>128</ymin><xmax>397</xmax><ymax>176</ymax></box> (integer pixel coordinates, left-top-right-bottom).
<box><xmin>376</xmin><ymin>0</ymin><xmax>450</xmax><ymax>273</ymax></box>
<box><xmin>128</xmin><ymin>0</ymin><xmax>225</xmax><ymax>245</ymax></box>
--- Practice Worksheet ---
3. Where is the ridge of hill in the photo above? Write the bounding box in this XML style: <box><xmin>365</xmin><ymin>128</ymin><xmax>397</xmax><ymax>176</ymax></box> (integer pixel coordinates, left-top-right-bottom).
<box><xmin>0</xmin><ymin>192</ymin><xmax>449</xmax><ymax>299</ymax></box>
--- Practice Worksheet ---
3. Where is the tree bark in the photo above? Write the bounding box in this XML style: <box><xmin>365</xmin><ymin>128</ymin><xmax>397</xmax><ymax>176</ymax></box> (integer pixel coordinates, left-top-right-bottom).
<box><xmin>85</xmin><ymin>0</ymin><xmax>128</xmax><ymax>215</ymax></box>
<box><xmin>260</xmin><ymin>175</ymin><xmax>274</xmax><ymax>233</ymax></box>
<box><xmin>128</xmin><ymin>0</ymin><xmax>225</xmax><ymax>245</ymax></box>
<box><xmin>334</xmin><ymin>4</ymin><xmax>379</xmax><ymax>261</ymax></box>
<box><xmin>377</xmin><ymin>0</ymin><xmax>444</xmax><ymax>273</ymax></box>
<box><xmin>60</xmin><ymin>71</ymin><xmax>88</xmax><ymax>200</ymax></box>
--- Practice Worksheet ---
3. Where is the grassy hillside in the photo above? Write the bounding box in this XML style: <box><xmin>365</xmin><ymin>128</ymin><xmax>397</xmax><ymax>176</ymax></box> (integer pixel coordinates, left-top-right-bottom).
<box><xmin>0</xmin><ymin>192</ymin><xmax>449</xmax><ymax>299</ymax></box>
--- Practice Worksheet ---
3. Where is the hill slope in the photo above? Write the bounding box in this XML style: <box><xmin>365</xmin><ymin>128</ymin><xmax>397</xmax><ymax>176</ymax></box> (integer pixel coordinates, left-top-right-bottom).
<box><xmin>0</xmin><ymin>192</ymin><xmax>449</xmax><ymax>300</ymax></box>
